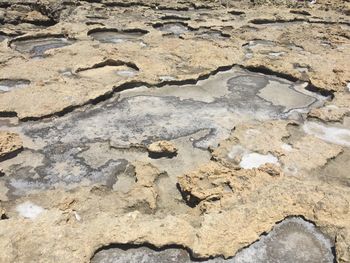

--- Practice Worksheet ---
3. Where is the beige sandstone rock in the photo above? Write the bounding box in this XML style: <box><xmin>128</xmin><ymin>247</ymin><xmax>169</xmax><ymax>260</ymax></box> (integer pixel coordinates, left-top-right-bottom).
<box><xmin>0</xmin><ymin>1</ymin><xmax>349</xmax><ymax>262</ymax></box>
<box><xmin>0</xmin><ymin>131</ymin><xmax>23</xmax><ymax>160</ymax></box>
<box><xmin>147</xmin><ymin>140</ymin><xmax>178</xmax><ymax>157</ymax></box>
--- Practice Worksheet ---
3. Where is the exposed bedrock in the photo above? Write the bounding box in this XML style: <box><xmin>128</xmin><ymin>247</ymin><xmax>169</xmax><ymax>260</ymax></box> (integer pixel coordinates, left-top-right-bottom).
<box><xmin>0</xmin><ymin>1</ymin><xmax>349</xmax><ymax>262</ymax></box>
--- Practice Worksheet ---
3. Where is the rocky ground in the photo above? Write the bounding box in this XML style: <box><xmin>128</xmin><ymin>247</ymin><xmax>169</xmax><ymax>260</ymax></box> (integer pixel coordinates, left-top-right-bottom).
<box><xmin>0</xmin><ymin>0</ymin><xmax>349</xmax><ymax>262</ymax></box>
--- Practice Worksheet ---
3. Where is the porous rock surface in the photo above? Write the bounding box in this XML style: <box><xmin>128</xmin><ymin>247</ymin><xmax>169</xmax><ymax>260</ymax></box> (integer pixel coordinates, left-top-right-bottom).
<box><xmin>0</xmin><ymin>0</ymin><xmax>349</xmax><ymax>263</ymax></box>
<box><xmin>0</xmin><ymin>131</ymin><xmax>23</xmax><ymax>159</ymax></box>
<box><xmin>147</xmin><ymin>140</ymin><xmax>178</xmax><ymax>157</ymax></box>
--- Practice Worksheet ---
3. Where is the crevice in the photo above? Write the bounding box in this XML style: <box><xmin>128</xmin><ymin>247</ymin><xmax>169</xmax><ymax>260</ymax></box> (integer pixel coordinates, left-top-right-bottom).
<box><xmin>0</xmin><ymin>31</ymin><xmax>23</xmax><ymax>38</ymax></box>
<box><xmin>305</xmin><ymin>83</ymin><xmax>334</xmax><ymax>98</ymax></box>
<box><xmin>76</xmin><ymin>59</ymin><xmax>140</xmax><ymax>72</ymax></box>
<box><xmin>332</xmin><ymin>236</ymin><xmax>338</xmax><ymax>263</ymax></box>
<box><xmin>148</xmin><ymin>151</ymin><xmax>178</xmax><ymax>159</ymax></box>
<box><xmin>87</xmin><ymin>27</ymin><xmax>117</xmax><ymax>34</ymax></box>
<box><xmin>0</xmin><ymin>212</ymin><xmax>9</xmax><ymax>220</ymax></box>
<box><xmin>123</xmin><ymin>28</ymin><xmax>149</xmax><ymax>35</ymax></box>
<box><xmin>157</xmin><ymin>6</ymin><xmax>189</xmax><ymax>11</ymax></box>
<box><xmin>250</xmin><ymin>17</ymin><xmax>350</xmax><ymax>26</ymax></box>
<box><xmin>228</xmin><ymin>10</ymin><xmax>245</xmax><ymax>16</ymax></box>
<box><xmin>244</xmin><ymin>65</ymin><xmax>301</xmax><ymax>82</ymax></box>
<box><xmin>0</xmin><ymin>147</ymin><xmax>23</xmax><ymax>162</ymax></box>
<box><xmin>290</xmin><ymin>10</ymin><xmax>311</xmax><ymax>16</ymax></box>
<box><xmin>90</xmin><ymin>242</ymin><xmax>212</xmax><ymax>262</ymax></box>
<box><xmin>152</xmin><ymin>21</ymin><xmax>196</xmax><ymax>31</ymax></box>
<box><xmin>190</xmin><ymin>2</ymin><xmax>213</xmax><ymax>10</ymax></box>
<box><xmin>87</xmin><ymin>27</ymin><xmax>148</xmax><ymax>36</ymax></box>
<box><xmin>309</xmin><ymin>20</ymin><xmax>350</xmax><ymax>26</ymax></box>
<box><xmin>176</xmin><ymin>183</ymin><xmax>201</xmax><ymax>208</ymax></box>
<box><xmin>103</xmin><ymin>1</ymin><xmax>152</xmax><ymax>8</ymax></box>
<box><xmin>79</xmin><ymin>0</ymin><xmax>102</xmax><ymax>3</ymax></box>
<box><xmin>250</xmin><ymin>18</ymin><xmax>306</xmax><ymax>24</ymax></box>
<box><xmin>160</xmin><ymin>15</ymin><xmax>191</xmax><ymax>21</ymax></box>
<box><xmin>2</xmin><ymin>18</ymin><xmax>57</xmax><ymax>27</ymax></box>
<box><xmin>243</xmin><ymin>65</ymin><xmax>334</xmax><ymax>98</ymax></box>
<box><xmin>86</xmin><ymin>21</ymin><xmax>105</xmax><ymax>26</ymax></box>
<box><xmin>3</xmin><ymin>63</ymin><xmax>331</xmax><ymax>122</ymax></box>
<box><xmin>0</xmin><ymin>111</ymin><xmax>18</xmax><ymax>118</ymax></box>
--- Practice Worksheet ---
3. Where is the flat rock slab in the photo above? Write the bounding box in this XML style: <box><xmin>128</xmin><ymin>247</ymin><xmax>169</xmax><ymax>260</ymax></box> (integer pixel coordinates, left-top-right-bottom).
<box><xmin>91</xmin><ymin>217</ymin><xmax>334</xmax><ymax>263</ymax></box>
<box><xmin>0</xmin><ymin>68</ymin><xmax>324</xmax><ymax>194</ymax></box>
<box><xmin>0</xmin><ymin>1</ymin><xmax>349</xmax><ymax>262</ymax></box>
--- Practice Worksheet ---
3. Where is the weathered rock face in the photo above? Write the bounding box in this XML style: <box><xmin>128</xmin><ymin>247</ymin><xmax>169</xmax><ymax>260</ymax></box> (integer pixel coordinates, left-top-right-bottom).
<box><xmin>177</xmin><ymin>161</ymin><xmax>282</xmax><ymax>209</ymax></box>
<box><xmin>0</xmin><ymin>131</ymin><xmax>22</xmax><ymax>160</ymax></box>
<box><xmin>0</xmin><ymin>0</ymin><xmax>349</xmax><ymax>263</ymax></box>
<box><xmin>90</xmin><ymin>217</ymin><xmax>335</xmax><ymax>263</ymax></box>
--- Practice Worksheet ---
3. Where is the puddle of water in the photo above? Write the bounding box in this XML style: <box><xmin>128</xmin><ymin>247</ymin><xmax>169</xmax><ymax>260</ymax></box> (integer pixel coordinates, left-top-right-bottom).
<box><xmin>232</xmin><ymin>217</ymin><xmax>334</xmax><ymax>263</ymax></box>
<box><xmin>0</xmin><ymin>79</ymin><xmax>30</xmax><ymax>93</ymax></box>
<box><xmin>89</xmin><ymin>29</ymin><xmax>147</xmax><ymax>44</ymax></box>
<box><xmin>303</xmin><ymin>122</ymin><xmax>350</xmax><ymax>147</ymax></box>
<box><xmin>91</xmin><ymin>217</ymin><xmax>334</xmax><ymax>263</ymax></box>
<box><xmin>155</xmin><ymin>23</ymin><xmax>189</xmax><ymax>35</ymax></box>
<box><xmin>1</xmin><ymin>68</ymin><xmax>325</xmax><ymax>193</ymax></box>
<box><xmin>11</xmin><ymin>37</ymin><xmax>74</xmax><ymax>57</ymax></box>
<box><xmin>257</xmin><ymin>81</ymin><xmax>316</xmax><ymax>112</ymax></box>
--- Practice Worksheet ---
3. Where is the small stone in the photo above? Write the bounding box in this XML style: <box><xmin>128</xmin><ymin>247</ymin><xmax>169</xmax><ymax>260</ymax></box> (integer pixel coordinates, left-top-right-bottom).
<box><xmin>1</xmin><ymin>208</ymin><xmax>8</xmax><ymax>220</ymax></box>
<box><xmin>147</xmin><ymin>140</ymin><xmax>178</xmax><ymax>159</ymax></box>
<box><xmin>259</xmin><ymin>163</ymin><xmax>283</xmax><ymax>177</ymax></box>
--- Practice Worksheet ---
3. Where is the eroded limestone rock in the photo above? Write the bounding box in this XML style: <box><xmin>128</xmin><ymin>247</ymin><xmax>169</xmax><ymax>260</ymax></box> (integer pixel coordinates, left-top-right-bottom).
<box><xmin>177</xmin><ymin>161</ymin><xmax>282</xmax><ymax>209</ymax></box>
<box><xmin>0</xmin><ymin>1</ymin><xmax>349</xmax><ymax>263</ymax></box>
<box><xmin>147</xmin><ymin>140</ymin><xmax>178</xmax><ymax>158</ymax></box>
<box><xmin>0</xmin><ymin>131</ymin><xmax>23</xmax><ymax>160</ymax></box>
